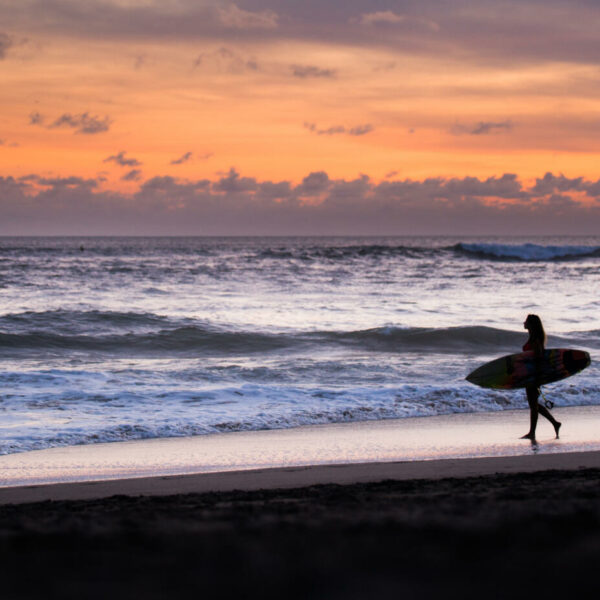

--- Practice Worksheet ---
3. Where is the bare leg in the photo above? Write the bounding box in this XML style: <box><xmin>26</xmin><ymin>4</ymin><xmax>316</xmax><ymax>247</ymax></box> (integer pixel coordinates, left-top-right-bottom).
<box><xmin>538</xmin><ymin>404</ymin><xmax>561</xmax><ymax>438</ymax></box>
<box><xmin>521</xmin><ymin>387</ymin><xmax>538</xmax><ymax>440</ymax></box>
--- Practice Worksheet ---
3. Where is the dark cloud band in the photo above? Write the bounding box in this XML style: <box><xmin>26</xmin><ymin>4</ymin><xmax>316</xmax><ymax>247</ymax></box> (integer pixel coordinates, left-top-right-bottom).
<box><xmin>2</xmin><ymin>169</ymin><xmax>600</xmax><ymax>235</ymax></box>
<box><xmin>2</xmin><ymin>1</ymin><xmax>598</xmax><ymax>67</ymax></box>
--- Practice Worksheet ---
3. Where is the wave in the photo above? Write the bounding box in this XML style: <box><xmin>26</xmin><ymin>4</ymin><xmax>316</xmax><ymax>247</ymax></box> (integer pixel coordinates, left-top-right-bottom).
<box><xmin>230</xmin><ymin>242</ymin><xmax>600</xmax><ymax>263</ymax></box>
<box><xmin>0</xmin><ymin>327</ymin><xmax>292</xmax><ymax>356</ymax></box>
<box><xmin>332</xmin><ymin>325</ymin><xmax>528</xmax><ymax>351</ymax></box>
<box><xmin>1</xmin><ymin>313</ymin><xmax>594</xmax><ymax>355</ymax></box>
<box><xmin>454</xmin><ymin>242</ymin><xmax>600</xmax><ymax>261</ymax></box>
<box><xmin>212</xmin><ymin>241</ymin><xmax>600</xmax><ymax>263</ymax></box>
<box><xmin>3</xmin><ymin>238</ymin><xmax>600</xmax><ymax>264</ymax></box>
<box><xmin>256</xmin><ymin>244</ymin><xmax>440</xmax><ymax>261</ymax></box>
<box><xmin>2</xmin><ymin>378</ymin><xmax>599</xmax><ymax>455</ymax></box>
<box><xmin>0</xmin><ymin>309</ymin><xmax>176</xmax><ymax>335</ymax></box>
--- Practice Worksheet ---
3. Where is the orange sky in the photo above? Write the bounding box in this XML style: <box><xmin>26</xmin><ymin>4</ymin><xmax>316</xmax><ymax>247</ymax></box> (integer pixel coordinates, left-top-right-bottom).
<box><xmin>2</xmin><ymin>1</ymin><xmax>600</xmax><ymax>187</ymax></box>
<box><xmin>1</xmin><ymin>1</ymin><xmax>600</xmax><ymax>234</ymax></box>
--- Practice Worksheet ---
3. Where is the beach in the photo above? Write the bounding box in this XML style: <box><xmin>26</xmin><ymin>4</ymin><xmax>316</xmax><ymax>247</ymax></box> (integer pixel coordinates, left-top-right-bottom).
<box><xmin>1</xmin><ymin>458</ymin><xmax>599</xmax><ymax>599</ymax></box>
<box><xmin>1</xmin><ymin>409</ymin><xmax>600</xmax><ymax>598</ymax></box>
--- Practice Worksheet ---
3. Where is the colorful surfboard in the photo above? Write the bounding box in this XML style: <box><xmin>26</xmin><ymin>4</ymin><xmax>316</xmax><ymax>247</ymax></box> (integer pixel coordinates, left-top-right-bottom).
<box><xmin>466</xmin><ymin>349</ymin><xmax>591</xmax><ymax>390</ymax></box>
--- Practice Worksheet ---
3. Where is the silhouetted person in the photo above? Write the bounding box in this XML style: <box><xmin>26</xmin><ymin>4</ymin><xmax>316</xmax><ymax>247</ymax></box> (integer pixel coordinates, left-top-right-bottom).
<box><xmin>521</xmin><ymin>314</ymin><xmax>561</xmax><ymax>440</ymax></box>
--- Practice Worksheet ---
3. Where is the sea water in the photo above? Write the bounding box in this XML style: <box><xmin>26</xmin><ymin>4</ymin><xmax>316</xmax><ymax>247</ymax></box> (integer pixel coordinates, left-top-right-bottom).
<box><xmin>0</xmin><ymin>236</ymin><xmax>599</xmax><ymax>455</ymax></box>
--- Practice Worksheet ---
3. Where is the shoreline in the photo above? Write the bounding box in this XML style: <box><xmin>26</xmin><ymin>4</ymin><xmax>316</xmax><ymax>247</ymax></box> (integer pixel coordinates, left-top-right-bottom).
<box><xmin>2</xmin><ymin>405</ymin><xmax>600</xmax><ymax>504</ymax></box>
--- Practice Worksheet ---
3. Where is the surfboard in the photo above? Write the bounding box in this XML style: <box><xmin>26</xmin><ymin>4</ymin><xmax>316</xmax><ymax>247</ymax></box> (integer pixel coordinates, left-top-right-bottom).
<box><xmin>466</xmin><ymin>349</ymin><xmax>590</xmax><ymax>389</ymax></box>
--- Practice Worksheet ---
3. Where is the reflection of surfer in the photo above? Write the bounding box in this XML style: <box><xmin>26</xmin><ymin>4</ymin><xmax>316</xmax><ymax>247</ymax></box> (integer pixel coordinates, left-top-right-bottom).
<box><xmin>521</xmin><ymin>314</ymin><xmax>561</xmax><ymax>440</ymax></box>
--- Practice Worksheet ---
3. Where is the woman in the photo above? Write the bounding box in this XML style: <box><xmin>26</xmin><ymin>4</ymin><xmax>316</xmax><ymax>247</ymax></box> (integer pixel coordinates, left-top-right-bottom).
<box><xmin>521</xmin><ymin>314</ymin><xmax>561</xmax><ymax>440</ymax></box>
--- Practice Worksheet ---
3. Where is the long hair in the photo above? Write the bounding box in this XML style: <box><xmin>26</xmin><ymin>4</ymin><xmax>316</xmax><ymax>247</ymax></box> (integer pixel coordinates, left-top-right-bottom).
<box><xmin>525</xmin><ymin>314</ymin><xmax>546</xmax><ymax>346</ymax></box>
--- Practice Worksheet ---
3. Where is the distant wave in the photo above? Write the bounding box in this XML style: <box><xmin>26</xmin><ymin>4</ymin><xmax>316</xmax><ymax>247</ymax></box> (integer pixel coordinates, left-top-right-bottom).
<box><xmin>256</xmin><ymin>244</ymin><xmax>440</xmax><ymax>261</ymax></box>
<box><xmin>1</xmin><ymin>313</ymin><xmax>592</xmax><ymax>355</ymax></box>
<box><xmin>3</xmin><ymin>239</ymin><xmax>600</xmax><ymax>263</ymax></box>
<box><xmin>455</xmin><ymin>242</ymin><xmax>600</xmax><ymax>261</ymax></box>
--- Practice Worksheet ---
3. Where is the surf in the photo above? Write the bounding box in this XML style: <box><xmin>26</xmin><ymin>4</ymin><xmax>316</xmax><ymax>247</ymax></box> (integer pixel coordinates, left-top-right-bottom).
<box><xmin>454</xmin><ymin>242</ymin><xmax>600</xmax><ymax>261</ymax></box>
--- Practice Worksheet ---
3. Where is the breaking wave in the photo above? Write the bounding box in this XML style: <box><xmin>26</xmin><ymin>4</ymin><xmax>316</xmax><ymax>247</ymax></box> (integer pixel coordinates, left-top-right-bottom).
<box><xmin>454</xmin><ymin>242</ymin><xmax>600</xmax><ymax>261</ymax></box>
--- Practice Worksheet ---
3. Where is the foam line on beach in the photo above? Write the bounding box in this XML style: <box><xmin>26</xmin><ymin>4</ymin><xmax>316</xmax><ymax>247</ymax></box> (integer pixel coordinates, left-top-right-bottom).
<box><xmin>1</xmin><ymin>406</ymin><xmax>600</xmax><ymax>504</ymax></box>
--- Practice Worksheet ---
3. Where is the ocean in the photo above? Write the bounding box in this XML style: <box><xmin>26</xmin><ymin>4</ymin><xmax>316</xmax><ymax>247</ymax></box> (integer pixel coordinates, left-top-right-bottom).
<box><xmin>0</xmin><ymin>236</ymin><xmax>599</xmax><ymax>455</ymax></box>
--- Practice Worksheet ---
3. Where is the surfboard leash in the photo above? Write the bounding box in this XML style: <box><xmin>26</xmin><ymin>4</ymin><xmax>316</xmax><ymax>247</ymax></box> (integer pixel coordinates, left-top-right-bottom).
<box><xmin>539</xmin><ymin>387</ymin><xmax>554</xmax><ymax>409</ymax></box>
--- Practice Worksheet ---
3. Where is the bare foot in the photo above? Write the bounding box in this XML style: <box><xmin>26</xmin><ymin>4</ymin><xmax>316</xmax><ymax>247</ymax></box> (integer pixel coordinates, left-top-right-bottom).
<box><xmin>554</xmin><ymin>422</ymin><xmax>562</xmax><ymax>439</ymax></box>
<box><xmin>520</xmin><ymin>433</ymin><xmax>536</xmax><ymax>440</ymax></box>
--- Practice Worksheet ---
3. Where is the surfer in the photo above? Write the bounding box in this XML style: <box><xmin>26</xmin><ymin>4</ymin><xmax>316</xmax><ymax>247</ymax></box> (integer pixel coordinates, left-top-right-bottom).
<box><xmin>521</xmin><ymin>314</ymin><xmax>561</xmax><ymax>440</ymax></box>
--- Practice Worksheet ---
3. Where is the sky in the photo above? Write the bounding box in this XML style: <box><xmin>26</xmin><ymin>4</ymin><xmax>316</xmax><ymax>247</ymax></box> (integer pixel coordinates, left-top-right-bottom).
<box><xmin>1</xmin><ymin>0</ymin><xmax>600</xmax><ymax>235</ymax></box>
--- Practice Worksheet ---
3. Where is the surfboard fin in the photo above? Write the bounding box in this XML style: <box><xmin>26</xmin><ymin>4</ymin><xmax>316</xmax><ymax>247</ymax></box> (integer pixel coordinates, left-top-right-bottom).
<box><xmin>540</xmin><ymin>388</ymin><xmax>554</xmax><ymax>409</ymax></box>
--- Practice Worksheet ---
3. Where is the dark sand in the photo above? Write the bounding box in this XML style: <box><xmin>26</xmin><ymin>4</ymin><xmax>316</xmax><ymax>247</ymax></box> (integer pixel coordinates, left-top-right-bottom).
<box><xmin>1</xmin><ymin>467</ymin><xmax>599</xmax><ymax>599</ymax></box>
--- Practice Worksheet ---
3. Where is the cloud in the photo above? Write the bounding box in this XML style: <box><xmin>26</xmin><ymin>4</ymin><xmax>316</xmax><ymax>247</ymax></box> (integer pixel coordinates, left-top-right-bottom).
<box><xmin>0</xmin><ymin>138</ymin><xmax>19</xmax><ymax>148</ymax></box>
<box><xmin>305</xmin><ymin>123</ymin><xmax>345</xmax><ymax>136</ymax></box>
<box><xmin>296</xmin><ymin>171</ymin><xmax>330</xmax><ymax>195</ymax></box>
<box><xmin>452</xmin><ymin>121</ymin><xmax>513</xmax><ymax>135</ymax></box>
<box><xmin>348</xmin><ymin>124</ymin><xmax>374</xmax><ymax>136</ymax></box>
<box><xmin>214</xmin><ymin>167</ymin><xmax>258</xmax><ymax>193</ymax></box>
<box><xmin>290</xmin><ymin>64</ymin><xmax>336</xmax><ymax>79</ymax></box>
<box><xmin>0</xmin><ymin>31</ymin><xmax>11</xmax><ymax>58</ymax></box>
<box><xmin>1</xmin><ymin>1</ymin><xmax>279</xmax><ymax>41</ymax></box>
<box><xmin>3</xmin><ymin>169</ymin><xmax>600</xmax><ymax>235</ymax></box>
<box><xmin>104</xmin><ymin>151</ymin><xmax>142</xmax><ymax>167</ymax></box>
<box><xmin>2</xmin><ymin>2</ymin><xmax>599</xmax><ymax>68</ymax></box>
<box><xmin>217</xmin><ymin>4</ymin><xmax>278</xmax><ymax>30</ymax></box>
<box><xmin>30</xmin><ymin>111</ymin><xmax>111</xmax><ymax>134</ymax></box>
<box><xmin>528</xmin><ymin>171</ymin><xmax>600</xmax><ymax>200</ymax></box>
<box><xmin>24</xmin><ymin>174</ymin><xmax>99</xmax><ymax>191</ymax></box>
<box><xmin>121</xmin><ymin>169</ymin><xmax>142</xmax><ymax>182</ymax></box>
<box><xmin>358</xmin><ymin>11</ymin><xmax>406</xmax><ymax>26</ymax></box>
<box><xmin>170</xmin><ymin>152</ymin><xmax>193</xmax><ymax>165</ymax></box>
<box><xmin>530</xmin><ymin>172</ymin><xmax>586</xmax><ymax>195</ymax></box>
<box><xmin>356</xmin><ymin>11</ymin><xmax>439</xmax><ymax>31</ymax></box>
<box><xmin>50</xmin><ymin>112</ymin><xmax>112</xmax><ymax>134</ymax></box>
<box><xmin>193</xmin><ymin>46</ymin><xmax>259</xmax><ymax>73</ymax></box>
<box><xmin>29</xmin><ymin>111</ymin><xmax>44</xmax><ymax>125</ymax></box>
<box><xmin>304</xmin><ymin>122</ymin><xmax>374</xmax><ymax>136</ymax></box>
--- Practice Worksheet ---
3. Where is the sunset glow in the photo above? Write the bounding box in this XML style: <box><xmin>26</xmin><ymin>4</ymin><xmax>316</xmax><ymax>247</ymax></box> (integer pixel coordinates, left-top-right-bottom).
<box><xmin>2</xmin><ymin>1</ymin><xmax>600</xmax><ymax>233</ymax></box>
